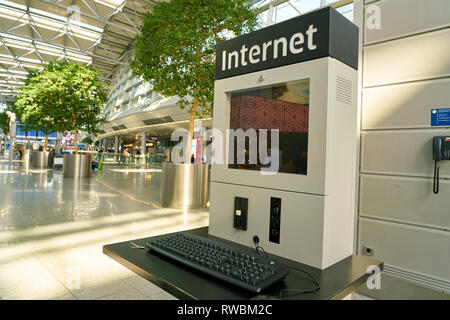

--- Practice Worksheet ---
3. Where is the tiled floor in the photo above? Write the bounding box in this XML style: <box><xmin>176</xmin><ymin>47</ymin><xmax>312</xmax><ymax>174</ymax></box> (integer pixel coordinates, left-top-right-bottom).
<box><xmin>1</xmin><ymin>158</ymin><xmax>447</xmax><ymax>300</ymax></box>
<box><xmin>0</xmin><ymin>158</ymin><xmax>209</xmax><ymax>300</ymax></box>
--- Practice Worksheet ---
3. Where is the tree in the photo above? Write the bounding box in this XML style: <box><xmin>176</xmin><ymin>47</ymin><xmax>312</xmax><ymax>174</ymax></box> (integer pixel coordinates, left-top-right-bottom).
<box><xmin>130</xmin><ymin>0</ymin><xmax>258</xmax><ymax>162</ymax></box>
<box><xmin>0</xmin><ymin>111</ymin><xmax>10</xmax><ymax>136</ymax></box>
<box><xmin>53</xmin><ymin>62</ymin><xmax>108</xmax><ymax>154</ymax></box>
<box><xmin>15</xmin><ymin>70</ymin><xmax>56</xmax><ymax>149</ymax></box>
<box><xmin>17</xmin><ymin>61</ymin><xmax>107</xmax><ymax>154</ymax></box>
<box><xmin>82</xmin><ymin>135</ymin><xmax>94</xmax><ymax>145</ymax></box>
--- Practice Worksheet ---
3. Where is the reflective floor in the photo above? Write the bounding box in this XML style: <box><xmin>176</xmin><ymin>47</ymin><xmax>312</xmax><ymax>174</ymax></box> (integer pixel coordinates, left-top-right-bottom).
<box><xmin>0</xmin><ymin>158</ymin><xmax>209</xmax><ymax>300</ymax></box>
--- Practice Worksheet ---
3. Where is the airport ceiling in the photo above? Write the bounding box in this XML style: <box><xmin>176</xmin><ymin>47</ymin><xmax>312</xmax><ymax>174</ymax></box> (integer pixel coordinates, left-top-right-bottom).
<box><xmin>0</xmin><ymin>0</ymin><xmax>159</xmax><ymax>101</ymax></box>
<box><xmin>0</xmin><ymin>0</ymin><xmax>292</xmax><ymax>103</ymax></box>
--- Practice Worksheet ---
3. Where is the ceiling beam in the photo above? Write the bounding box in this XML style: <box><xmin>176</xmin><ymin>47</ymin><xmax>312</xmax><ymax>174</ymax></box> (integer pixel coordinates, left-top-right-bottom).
<box><xmin>0</xmin><ymin>32</ymin><xmax>126</xmax><ymax>66</ymax></box>
<box><xmin>38</xmin><ymin>0</ymin><xmax>138</xmax><ymax>35</ymax></box>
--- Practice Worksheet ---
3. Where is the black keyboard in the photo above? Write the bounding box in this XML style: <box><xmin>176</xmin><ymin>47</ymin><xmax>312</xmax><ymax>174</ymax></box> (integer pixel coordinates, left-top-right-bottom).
<box><xmin>146</xmin><ymin>232</ymin><xmax>289</xmax><ymax>292</ymax></box>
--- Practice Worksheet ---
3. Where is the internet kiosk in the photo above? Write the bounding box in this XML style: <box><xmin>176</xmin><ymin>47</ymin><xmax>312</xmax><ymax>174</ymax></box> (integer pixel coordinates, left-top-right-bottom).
<box><xmin>209</xmin><ymin>7</ymin><xmax>359</xmax><ymax>270</ymax></box>
<box><xmin>103</xmin><ymin>8</ymin><xmax>384</xmax><ymax>298</ymax></box>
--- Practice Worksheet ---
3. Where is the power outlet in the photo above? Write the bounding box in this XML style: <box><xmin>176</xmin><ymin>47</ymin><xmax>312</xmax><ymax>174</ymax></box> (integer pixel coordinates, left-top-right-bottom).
<box><xmin>269</xmin><ymin>197</ymin><xmax>281</xmax><ymax>244</ymax></box>
<box><xmin>363</xmin><ymin>246</ymin><xmax>374</xmax><ymax>256</ymax></box>
<box><xmin>233</xmin><ymin>197</ymin><xmax>248</xmax><ymax>230</ymax></box>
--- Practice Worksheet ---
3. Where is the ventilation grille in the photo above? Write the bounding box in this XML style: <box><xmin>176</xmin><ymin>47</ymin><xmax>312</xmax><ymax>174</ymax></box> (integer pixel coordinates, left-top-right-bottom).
<box><xmin>143</xmin><ymin>116</ymin><xmax>174</xmax><ymax>126</ymax></box>
<box><xmin>112</xmin><ymin>124</ymin><xmax>126</xmax><ymax>131</ymax></box>
<box><xmin>336</xmin><ymin>76</ymin><xmax>352</xmax><ymax>105</ymax></box>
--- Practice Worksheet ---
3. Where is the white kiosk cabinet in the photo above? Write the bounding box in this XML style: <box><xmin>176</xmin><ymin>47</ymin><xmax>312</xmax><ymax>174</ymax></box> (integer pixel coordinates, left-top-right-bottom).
<box><xmin>209</xmin><ymin>7</ymin><xmax>359</xmax><ymax>270</ymax></box>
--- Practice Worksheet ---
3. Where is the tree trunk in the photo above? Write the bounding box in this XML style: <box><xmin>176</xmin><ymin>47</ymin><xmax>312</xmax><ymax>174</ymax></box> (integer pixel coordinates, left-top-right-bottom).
<box><xmin>184</xmin><ymin>98</ymin><xmax>198</xmax><ymax>163</ymax></box>
<box><xmin>74</xmin><ymin>127</ymin><xmax>78</xmax><ymax>155</ymax></box>
<box><xmin>44</xmin><ymin>134</ymin><xmax>48</xmax><ymax>150</ymax></box>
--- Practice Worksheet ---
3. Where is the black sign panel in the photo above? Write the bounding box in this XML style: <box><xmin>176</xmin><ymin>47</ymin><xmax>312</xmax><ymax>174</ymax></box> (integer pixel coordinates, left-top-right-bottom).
<box><xmin>215</xmin><ymin>7</ymin><xmax>358</xmax><ymax>80</ymax></box>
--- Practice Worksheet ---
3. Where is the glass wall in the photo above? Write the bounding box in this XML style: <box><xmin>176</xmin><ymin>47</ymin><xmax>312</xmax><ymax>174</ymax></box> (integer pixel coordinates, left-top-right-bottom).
<box><xmin>252</xmin><ymin>0</ymin><xmax>353</xmax><ymax>27</ymax></box>
<box><xmin>103</xmin><ymin>61</ymin><xmax>161</xmax><ymax>121</ymax></box>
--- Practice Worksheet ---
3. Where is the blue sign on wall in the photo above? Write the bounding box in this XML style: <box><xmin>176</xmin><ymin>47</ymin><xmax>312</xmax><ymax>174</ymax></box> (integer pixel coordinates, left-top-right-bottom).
<box><xmin>431</xmin><ymin>108</ymin><xmax>450</xmax><ymax>127</ymax></box>
<box><xmin>16</xmin><ymin>124</ymin><xmax>27</xmax><ymax>137</ymax></box>
<box><xmin>28</xmin><ymin>129</ymin><xmax>37</xmax><ymax>138</ymax></box>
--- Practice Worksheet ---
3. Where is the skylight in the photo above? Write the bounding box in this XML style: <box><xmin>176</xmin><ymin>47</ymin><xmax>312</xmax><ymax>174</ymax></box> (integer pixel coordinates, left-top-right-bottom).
<box><xmin>94</xmin><ymin>0</ymin><xmax>126</xmax><ymax>10</ymax></box>
<box><xmin>0</xmin><ymin>33</ymin><xmax>93</xmax><ymax>64</ymax></box>
<box><xmin>0</xmin><ymin>0</ymin><xmax>103</xmax><ymax>43</ymax></box>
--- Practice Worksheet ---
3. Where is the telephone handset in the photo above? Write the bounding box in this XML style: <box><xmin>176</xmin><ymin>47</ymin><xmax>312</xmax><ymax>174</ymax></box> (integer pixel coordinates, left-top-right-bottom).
<box><xmin>432</xmin><ymin>136</ymin><xmax>450</xmax><ymax>194</ymax></box>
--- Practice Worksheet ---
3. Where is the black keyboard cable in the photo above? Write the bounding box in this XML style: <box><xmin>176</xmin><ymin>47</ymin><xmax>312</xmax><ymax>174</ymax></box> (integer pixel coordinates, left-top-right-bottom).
<box><xmin>253</xmin><ymin>235</ymin><xmax>269</xmax><ymax>259</ymax></box>
<box><xmin>252</xmin><ymin>235</ymin><xmax>320</xmax><ymax>299</ymax></box>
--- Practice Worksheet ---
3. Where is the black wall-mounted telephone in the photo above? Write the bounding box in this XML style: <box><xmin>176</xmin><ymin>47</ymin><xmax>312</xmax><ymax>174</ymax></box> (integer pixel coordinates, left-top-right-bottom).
<box><xmin>432</xmin><ymin>136</ymin><xmax>450</xmax><ymax>194</ymax></box>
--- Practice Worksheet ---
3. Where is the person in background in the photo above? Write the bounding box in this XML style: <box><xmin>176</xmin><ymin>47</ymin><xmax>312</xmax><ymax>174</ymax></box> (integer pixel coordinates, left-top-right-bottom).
<box><xmin>48</xmin><ymin>147</ymin><xmax>55</xmax><ymax>167</ymax></box>
<box><xmin>123</xmin><ymin>147</ymin><xmax>129</xmax><ymax>164</ymax></box>
<box><xmin>18</xmin><ymin>144</ymin><xmax>23</xmax><ymax>159</ymax></box>
<box><xmin>191</xmin><ymin>154</ymin><xmax>195</xmax><ymax>164</ymax></box>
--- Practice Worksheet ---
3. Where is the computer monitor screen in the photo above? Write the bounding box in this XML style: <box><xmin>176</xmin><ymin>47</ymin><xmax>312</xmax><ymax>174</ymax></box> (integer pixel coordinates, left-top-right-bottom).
<box><xmin>228</xmin><ymin>78</ymin><xmax>310</xmax><ymax>175</ymax></box>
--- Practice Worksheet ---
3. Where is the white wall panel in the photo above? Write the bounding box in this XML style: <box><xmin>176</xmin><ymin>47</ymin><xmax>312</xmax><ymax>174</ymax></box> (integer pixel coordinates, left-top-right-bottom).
<box><xmin>361</xmin><ymin>130</ymin><xmax>450</xmax><ymax>177</ymax></box>
<box><xmin>359</xmin><ymin>0</ymin><xmax>450</xmax><ymax>289</ymax></box>
<box><xmin>362</xmin><ymin>78</ymin><xmax>450</xmax><ymax>130</ymax></box>
<box><xmin>363</xmin><ymin>29</ymin><xmax>450</xmax><ymax>87</ymax></box>
<box><xmin>359</xmin><ymin>218</ymin><xmax>450</xmax><ymax>283</ymax></box>
<box><xmin>209</xmin><ymin>182</ymin><xmax>326</xmax><ymax>268</ymax></box>
<box><xmin>364</xmin><ymin>0</ymin><xmax>450</xmax><ymax>45</ymax></box>
<box><xmin>360</xmin><ymin>174</ymin><xmax>450</xmax><ymax>229</ymax></box>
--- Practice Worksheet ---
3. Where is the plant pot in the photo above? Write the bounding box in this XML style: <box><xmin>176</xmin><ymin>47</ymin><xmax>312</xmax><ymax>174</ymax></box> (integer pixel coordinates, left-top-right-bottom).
<box><xmin>63</xmin><ymin>154</ymin><xmax>92</xmax><ymax>178</ymax></box>
<box><xmin>21</xmin><ymin>150</ymin><xmax>31</xmax><ymax>170</ymax></box>
<box><xmin>160</xmin><ymin>162</ymin><xmax>210</xmax><ymax>209</ymax></box>
<box><xmin>31</xmin><ymin>151</ymin><xmax>53</xmax><ymax>169</ymax></box>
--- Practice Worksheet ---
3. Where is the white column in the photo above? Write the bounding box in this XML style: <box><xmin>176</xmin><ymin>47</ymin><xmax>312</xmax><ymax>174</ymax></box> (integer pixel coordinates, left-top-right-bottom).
<box><xmin>114</xmin><ymin>136</ymin><xmax>119</xmax><ymax>153</ymax></box>
<box><xmin>141</xmin><ymin>131</ymin><xmax>146</xmax><ymax>156</ymax></box>
<box><xmin>55</xmin><ymin>132</ymin><xmax>63</xmax><ymax>154</ymax></box>
<box><xmin>7</xmin><ymin>112</ymin><xmax>16</xmax><ymax>162</ymax></box>
<box><xmin>266</xmin><ymin>3</ymin><xmax>275</xmax><ymax>26</ymax></box>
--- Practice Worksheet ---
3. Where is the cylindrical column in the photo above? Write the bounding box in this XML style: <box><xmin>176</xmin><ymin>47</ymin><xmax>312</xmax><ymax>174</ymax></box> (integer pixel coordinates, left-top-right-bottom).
<box><xmin>114</xmin><ymin>136</ymin><xmax>119</xmax><ymax>153</ymax></box>
<box><xmin>7</xmin><ymin>112</ymin><xmax>16</xmax><ymax>162</ymax></box>
<box><xmin>141</xmin><ymin>131</ymin><xmax>146</xmax><ymax>156</ymax></box>
<box><xmin>102</xmin><ymin>139</ymin><xmax>106</xmax><ymax>151</ymax></box>
<box><xmin>55</xmin><ymin>132</ymin><xmax>63</xmax><ymax>154</ymax></box>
